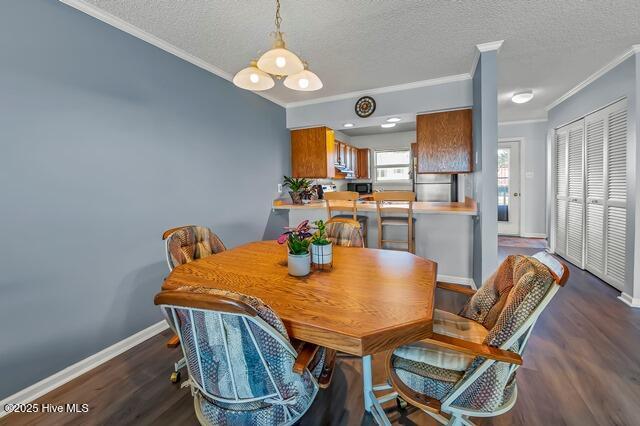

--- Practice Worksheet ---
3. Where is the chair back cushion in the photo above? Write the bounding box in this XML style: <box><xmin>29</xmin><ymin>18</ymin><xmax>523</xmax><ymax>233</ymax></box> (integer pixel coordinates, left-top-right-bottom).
<box><xmin>167</xmin><ymin>287</ymin><xmax>317</xmax><ymax>422</ymax></box>
<box><xmin>325</xmin><ymin>220</ymin><xmax>364</xmax><ymax>247</ymax></box>
<box><xmin>453</xmin><ymin>255</ymin><xmax>555</xmax><ymax>411</ymax></box>
<box><xmin>166</xmin><ymin>226</ymin><xmax>226</xmax><ymax>269</ymax></box>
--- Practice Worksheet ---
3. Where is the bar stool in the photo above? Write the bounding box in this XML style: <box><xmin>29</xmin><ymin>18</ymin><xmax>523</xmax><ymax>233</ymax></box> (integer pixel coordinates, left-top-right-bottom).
<box><xmin>324</xmin><ymin>191</ymin><xmax>369</xmax><ymax>247</ymax></box>
<box><xmin>373</xmin><ymin>191</ymin><xmax>416</xmax><ymax>253</ymax></box>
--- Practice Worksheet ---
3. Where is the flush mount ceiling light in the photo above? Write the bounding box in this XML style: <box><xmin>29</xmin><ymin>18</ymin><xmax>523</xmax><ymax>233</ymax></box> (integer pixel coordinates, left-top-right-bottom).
<box><xmin>343</xmin><ymin>123</ymin><xmax>354</xmax><ymax>128</ymax></box>
<box><xmin>511</xmin><ymin>90</ymin><xmax>534</xmax><ymax>104</ymax></box>
<box><xmin>233</xmin><ymin>0</ymin><xmax>322</xmax><ymax>92</ymax></box>
<box><xmin>380</xmin><ymin>123</ymin><xmax>396</xmax><ymax>128</ymax></box>
<box><xmin>386</xmin><ymin>117</ymin><xmax>401</xmax><ymax>123</ymax></box>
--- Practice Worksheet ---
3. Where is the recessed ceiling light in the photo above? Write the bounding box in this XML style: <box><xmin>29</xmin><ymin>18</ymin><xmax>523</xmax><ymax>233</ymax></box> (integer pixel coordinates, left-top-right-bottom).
<box><xmin>381</xmin><ymin>123</ymin><xmax>396</xmax><ymax>128</ymax></box>
<box><xmin>511</xmin><ymin>90</ymin><xmax>534</xmax><ymax>104</ymax></box>
<box><xmin>387</xmin><ymin>117</ymin><xmax>401</xmax><ymax>123</ymax></box>
<box><xmin>343</xmin><ymin>123</ymin><xmax>354</xmax><ymax>128</ymax></box>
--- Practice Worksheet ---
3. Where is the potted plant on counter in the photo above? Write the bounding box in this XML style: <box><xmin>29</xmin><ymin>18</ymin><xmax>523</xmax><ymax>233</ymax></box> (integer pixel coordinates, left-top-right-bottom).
<box><xmin>283</xmin><ymin>176</ymin><xmax>311</xmax><ymax>205</ymax></box>
<box><xmin>277</xmin><ymin>220</ymin><xmax>312</xmax><ymax>276</ymax></box>
<box><xmin>310</xmin><ymin>220</ymin><xmax>332</xmax><ymax>269</ymax></box>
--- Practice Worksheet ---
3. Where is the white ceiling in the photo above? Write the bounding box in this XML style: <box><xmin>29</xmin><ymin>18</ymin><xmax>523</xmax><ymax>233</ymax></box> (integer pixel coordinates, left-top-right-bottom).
<box><xmin>78</xmin><ymin>0</ymin><xmax>640</xmax><ymax>121</ymax></box>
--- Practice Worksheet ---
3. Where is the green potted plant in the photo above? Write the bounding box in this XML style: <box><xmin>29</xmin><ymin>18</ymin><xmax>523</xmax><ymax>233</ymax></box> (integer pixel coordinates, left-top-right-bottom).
<box><xmin>310</xmin><ymin>220</ymin><xmax>332</xmax><ymax>268</ymax></box>
<box><xmin>283</xmin><ymin>176</ymin><xmax>311</xmax><ymax>205</ymax></box>
<box><xmin>277</xmin><ymin>220</ymin><xmax>312</xmax><ymax>276</ymax></box>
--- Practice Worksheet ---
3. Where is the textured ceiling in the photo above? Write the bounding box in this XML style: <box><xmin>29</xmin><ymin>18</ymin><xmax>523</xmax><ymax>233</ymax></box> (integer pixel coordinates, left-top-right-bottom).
<box><xmin>81</xmin><ymin>0</ymin><xmax>640</xmax><ymax>121</ymax></box>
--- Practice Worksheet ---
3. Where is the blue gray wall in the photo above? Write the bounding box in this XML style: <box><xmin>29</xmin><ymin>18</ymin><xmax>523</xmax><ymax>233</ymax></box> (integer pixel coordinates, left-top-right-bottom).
<box><xmin>0</xmin><ymin>0</ymin><xmax>289</xmax><ymax>399</ymax></box>
<box><xmin>547</xmin><ymin>54</ymin><xmax>638</xmax><ymax>300</ymax></box>
<box><xmin>498</xmin><ymin>120</ymin><xmax>548</xmax><ymax>236</ymax></box>
<box><xmin>472</xmin><ymin>51</ymin><xmax>499</xmax><ymax>286</ymax></box>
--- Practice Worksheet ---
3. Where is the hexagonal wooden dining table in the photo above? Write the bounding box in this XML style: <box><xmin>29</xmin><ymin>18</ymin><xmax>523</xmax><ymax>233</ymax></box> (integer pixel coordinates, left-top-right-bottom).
<box><xmin>163</xmin><ymin>240</ymin><xmax>437</xmax><ymax>415</ymax></box>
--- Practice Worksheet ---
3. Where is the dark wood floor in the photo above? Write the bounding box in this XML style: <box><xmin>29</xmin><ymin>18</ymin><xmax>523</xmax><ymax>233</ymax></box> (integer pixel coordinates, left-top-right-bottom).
<box><xmin>4</xmin><ymin>240</ymin><xmax>640</xmax><ymax>425</ymax></box>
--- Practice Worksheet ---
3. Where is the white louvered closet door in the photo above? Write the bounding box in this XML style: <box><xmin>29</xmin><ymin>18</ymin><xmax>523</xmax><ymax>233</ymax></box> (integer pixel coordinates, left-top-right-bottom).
<box><xmin>554</xmin><ymin>128</ymin><xmax>569</xmax><ymax>257</ymax></box>
<box><xmin>565</xmin><ymin>120</ymin><xmax>585</xmax><ymax>268</ymax></box>
<box><xmin>584</xmin><ymin>110</ymin><xmax>606</xmax><ymax>277</ymax></box>
<box><xmin>604</xmin><ymin>100</ymin><xmax>628</xmax><ymax>290</ymax></box>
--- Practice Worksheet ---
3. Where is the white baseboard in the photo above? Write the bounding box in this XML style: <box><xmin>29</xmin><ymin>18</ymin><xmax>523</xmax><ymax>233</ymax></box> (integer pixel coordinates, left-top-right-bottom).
<box><xmin>0</xmin><ymin>320</ymin><xmax>168</xmax><ymax>417</ymax></box>
<box><xmin>437</xmin><ymin>274</ymin><xmax>477</xmax><ymax>290</ymax></box>
<box><xmin>521</xmin><ymin>233</ymin><xmax>547</xmax><ymax>239</ymax></box>
<box><xmin>618</xmin><ymin>292</ymin><xmax>640</xmax><ymax>308</ymax></box>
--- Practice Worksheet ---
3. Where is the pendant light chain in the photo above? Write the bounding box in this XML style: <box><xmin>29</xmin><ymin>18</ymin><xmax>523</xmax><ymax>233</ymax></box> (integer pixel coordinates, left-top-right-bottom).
<box><xmin>274</xmin><ymin>0</ymin><xmax>282</xmax><ymax>33</ymax></box>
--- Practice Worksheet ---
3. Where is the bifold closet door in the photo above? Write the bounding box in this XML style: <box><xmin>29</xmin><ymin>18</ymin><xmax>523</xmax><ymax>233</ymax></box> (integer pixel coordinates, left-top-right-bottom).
<box><xmin>604</xmin><ymin>100</ymin><xmax>628</xmax><ymax>290</ymax></box>
<box><xmin>565</xmin><ymin>120</ymin><xmax>585</xmax><ymax>268</ymax></box>
<box><xmin>583</xmin><ymin>98</ymin><xmax>627</xmax><ymax>290</ymax></box>
<box><xmin>554</xmin><ymin>128</ymin><xmax>569</xmax><ymax>257</ymax></box>
<box><xmin>585</xmin><ymin>111</ymin><xmax>606</xmax><ymax>277</ymax></box>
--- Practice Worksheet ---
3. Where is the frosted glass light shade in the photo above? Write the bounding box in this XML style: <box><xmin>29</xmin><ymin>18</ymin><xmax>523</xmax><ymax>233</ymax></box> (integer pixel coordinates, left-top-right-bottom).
<box><xmin>257</xmin><ymin>33</ymin><xmax>304</xmax><ymax>76</ymax></box>
<box><xmin>233</xmin><ymin>61</ymin><xmax>274</xmax><ymax>91</ymax></box>
<box><xmin>284</xmin><ymin>69</ymin><xmax>323</xmax><ymax>91</ymax></box>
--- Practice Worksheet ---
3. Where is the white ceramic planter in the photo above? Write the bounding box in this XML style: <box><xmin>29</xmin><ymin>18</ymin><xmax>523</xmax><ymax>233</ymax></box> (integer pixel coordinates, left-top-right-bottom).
<box><xmin>288</xmin><ymin>252</ymin><xmax>311</xmax><ymax>276</ymax></box>
<box><xmin>311</xmin><ymin>242</ymin><xmax>333</xmax><ymax>266</ymax></box>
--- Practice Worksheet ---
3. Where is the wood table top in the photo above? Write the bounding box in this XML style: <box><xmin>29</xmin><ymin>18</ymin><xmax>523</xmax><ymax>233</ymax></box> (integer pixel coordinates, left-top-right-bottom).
<box><xmin>163</xmin><ymin>240</ymin><xmax>437</xmax><ymax>356</ymax></box>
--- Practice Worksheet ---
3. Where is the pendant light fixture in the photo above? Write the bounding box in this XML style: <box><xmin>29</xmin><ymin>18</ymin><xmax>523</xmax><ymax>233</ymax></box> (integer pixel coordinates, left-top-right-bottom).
<box><xmin>233</xmin><ymin>0</ymin><xmax>322</xmax><ymax>92</ymax></box>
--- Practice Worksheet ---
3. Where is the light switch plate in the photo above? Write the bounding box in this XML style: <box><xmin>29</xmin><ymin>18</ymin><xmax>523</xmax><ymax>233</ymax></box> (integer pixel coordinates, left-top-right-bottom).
<box><xmin>277</xmin><ymin>183</ymin><xmax>283</xmax><ymax>193</ymax></box>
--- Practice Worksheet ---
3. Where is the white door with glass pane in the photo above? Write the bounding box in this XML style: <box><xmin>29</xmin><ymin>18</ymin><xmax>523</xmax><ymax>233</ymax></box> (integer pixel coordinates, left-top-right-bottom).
<box><xmin>497</xmin><ymin>140</ymin><xmax>521</xmax><ymax>236</ymax></box>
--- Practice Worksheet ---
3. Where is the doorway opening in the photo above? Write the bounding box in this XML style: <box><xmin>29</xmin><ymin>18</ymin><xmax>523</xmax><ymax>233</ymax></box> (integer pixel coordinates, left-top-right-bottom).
<box><xmin>498</xmin><ymin>139</ymin><xmax>523</xmax><ymax>236</ymax></box>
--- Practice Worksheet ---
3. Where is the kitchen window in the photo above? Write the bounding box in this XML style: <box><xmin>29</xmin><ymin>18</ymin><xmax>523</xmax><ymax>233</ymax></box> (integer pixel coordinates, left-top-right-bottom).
<box><xmin>374</xmin><ymin>149</ymin><xmax>411</xmax><ymax>182</ymax></box>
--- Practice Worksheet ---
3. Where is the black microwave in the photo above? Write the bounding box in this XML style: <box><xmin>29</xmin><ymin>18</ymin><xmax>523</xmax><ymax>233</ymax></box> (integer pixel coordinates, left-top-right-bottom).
<box><xmin>347</xmin><ymin>182</ymin><xmax>373</xmax><ymax>194</ymax></box>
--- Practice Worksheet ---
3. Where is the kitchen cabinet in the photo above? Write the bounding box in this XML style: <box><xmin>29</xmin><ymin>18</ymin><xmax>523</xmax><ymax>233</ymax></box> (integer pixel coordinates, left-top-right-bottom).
<box><xmin>417</xmin><ymin>109</ymin><xmax>472</xmax><ymax>173</ymax></box>
<box><xmin>291</xmin><ymin>127</ymin><xmax>335</xmax><ymax>178</ymax></box>
<box><xmin>356</xmin><ymin>148</ymin><xmax>370</xmax><ymax>179</ymax></box>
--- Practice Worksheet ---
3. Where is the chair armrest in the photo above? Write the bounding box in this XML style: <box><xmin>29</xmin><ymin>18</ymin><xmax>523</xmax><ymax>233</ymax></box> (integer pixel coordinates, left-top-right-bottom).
<box><xmin>436</xmin><ymin>281</ymin><xmax>477</xmax><ymax>297</ymax></box>
<box><xmin>426</xmin><ymin>333</ymin><xmax>522</xmax><ymax>365</ymax></box>
<box><xmin>292</xmin><ymin>342</ymin><xmax>320</xmax><ymax>374</ymax></box>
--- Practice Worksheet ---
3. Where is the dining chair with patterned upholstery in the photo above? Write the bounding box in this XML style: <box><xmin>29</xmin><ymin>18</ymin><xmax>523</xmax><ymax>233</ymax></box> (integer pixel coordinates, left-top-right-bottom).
<box><xmin>162</xmin><ymin>225</ymin><xmax>227</xmax><ymax>271</ymax></box>
<box><xmin>161</xmin><ymin>225</ymin><xmax>227</xmax><ymax>383</ymax></box>
<box><xmin>369</xmin><ymin>251</ymin><xmax>569</xmax><ymax>426</ymax></box>
<box><xmin>324</xmin><ymin>191</ymin><xmax>369</xmax><ymax>246</ymax></box>
<box><xmin>325</xmin><ymin>220</ymin><xmax>365</xmax><ymax>248</ymax></box>
<box><xmin>155</xmin><ymin>286</ymin><xmax>336</xmax><ymax>425</ymax></box>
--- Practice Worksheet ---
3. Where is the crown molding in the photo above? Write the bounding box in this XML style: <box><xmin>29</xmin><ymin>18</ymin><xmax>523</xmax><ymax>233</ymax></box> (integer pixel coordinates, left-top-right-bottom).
<box><xmin>545</xmin><ymin>44</ymin><xmax>640</xmax><ymax>112</ymax></box>
<box><xmin>59</xmin><ymin>0</ymin><xmax>287</xmax><ymax>107</ymax></box>
<box><xmin>498</xmin><ymin>118</ymin><xmax>548</xmax><ymax>126</ymax></box>
<box><xmin>285</xmin><ymin>73</ymin><xmax>471</xmax><ymax>108</ymax></box>
<box><xmin>471</xmin><ymin>40</ymin><xmax>504</xmax><ymax>76</ymax></box>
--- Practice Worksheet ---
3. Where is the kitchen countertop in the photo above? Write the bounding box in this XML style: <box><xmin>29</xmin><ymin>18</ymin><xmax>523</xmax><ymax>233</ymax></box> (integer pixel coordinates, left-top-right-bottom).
<box><xmin>273</xmin><ymin>197</ymin><xmax>478</xmax><ymax>216</ymax></box>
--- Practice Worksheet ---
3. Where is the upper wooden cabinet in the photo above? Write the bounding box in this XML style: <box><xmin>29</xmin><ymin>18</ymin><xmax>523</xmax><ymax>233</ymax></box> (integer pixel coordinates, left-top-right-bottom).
<box><xmin>417</xmin><ymin>109</ymin><xmax>472</xmax><ymax>173</ymax></box>
<box><xmin>291</xmin><ymin>127</ymin><xmax>335</xmax><ymax>178</ymax></box>
<box><xmin>356</xmin><ymin>148</ymin><xmax>371</xmax><ymax>179</ymax></box>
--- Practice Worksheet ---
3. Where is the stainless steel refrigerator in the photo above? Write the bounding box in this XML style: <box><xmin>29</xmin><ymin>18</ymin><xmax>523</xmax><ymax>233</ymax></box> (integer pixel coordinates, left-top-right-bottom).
<box><xmin>413</xmin><ymin>171</ymin><xmax>458</xmax><ymax>202</ymax></box>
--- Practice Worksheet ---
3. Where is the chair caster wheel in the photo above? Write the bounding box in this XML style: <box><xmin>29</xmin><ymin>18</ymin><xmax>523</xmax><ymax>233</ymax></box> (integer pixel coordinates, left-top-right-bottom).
<box><xmin>170</xmin><ymin>371</ymin><xmax>181</xmax><ymax>383</ymax></box>
<box><xmin>396</xmin><ymin>397</ymin><xmax>408</xmax><ymax>410</ymax></box>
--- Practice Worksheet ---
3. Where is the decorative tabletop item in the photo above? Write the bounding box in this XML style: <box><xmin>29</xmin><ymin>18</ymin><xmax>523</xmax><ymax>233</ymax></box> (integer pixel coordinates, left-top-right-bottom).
<box><xmin>310</xmin><ymin>220</ymin><xmax>332</xmax><ymax>270</ymax></box>
<box><xmin>283</xmin><ymin>176</ymin><xmax>311</xmax><ymax>205</ymax></box>
<box><xmin>277</xmin><ymin>220</ymin><xmax>312</xmax><ymax>276</ymax></box>
<box><xmin>355</xmin><ymin>96</ymin><xmax>376</xmax><ymax>118</ymax></box>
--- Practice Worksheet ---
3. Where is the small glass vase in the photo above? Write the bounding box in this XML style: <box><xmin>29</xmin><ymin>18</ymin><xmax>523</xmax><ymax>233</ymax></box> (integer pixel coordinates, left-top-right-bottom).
<box><xmin>288</xmin><ymin>252</ymin><xmax>311</xmax><ymax>276</ymax></box>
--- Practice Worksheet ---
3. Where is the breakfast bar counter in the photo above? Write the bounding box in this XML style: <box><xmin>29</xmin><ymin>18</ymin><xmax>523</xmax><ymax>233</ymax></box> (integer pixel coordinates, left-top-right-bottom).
<box><xmin>272</xmin><ymin>197</ymin><xmax>478</xmax><ymax>287</ymax></box>
<box><xmin>272</xmin><ymin>198</ymin><xmax>478</xmax><ymax>215</ymax></box>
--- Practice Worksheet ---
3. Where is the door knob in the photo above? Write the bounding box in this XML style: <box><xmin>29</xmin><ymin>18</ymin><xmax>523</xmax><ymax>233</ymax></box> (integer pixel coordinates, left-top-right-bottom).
<box><xmin>513</xmin><ymin>192</ymin><xmax>520</xmax><ymax>197</ymax></box>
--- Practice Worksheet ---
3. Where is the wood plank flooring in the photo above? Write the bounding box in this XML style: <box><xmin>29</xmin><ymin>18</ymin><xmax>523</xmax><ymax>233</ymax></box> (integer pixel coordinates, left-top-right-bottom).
<box><xmin>4</xmin><ymin>239</ymin><xmax>640</xmax><ymax>425</ymax></box>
